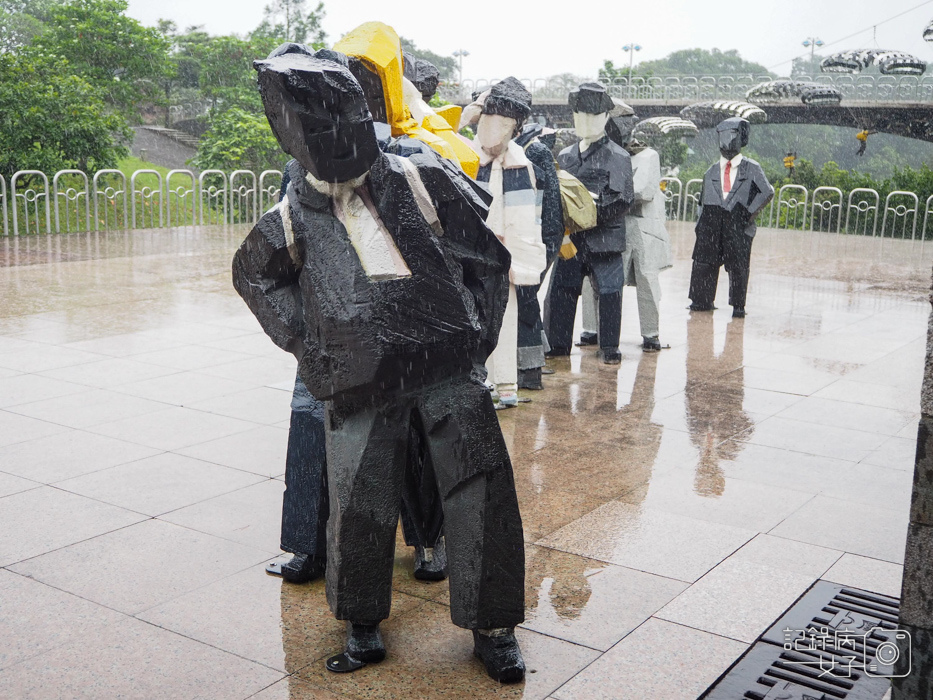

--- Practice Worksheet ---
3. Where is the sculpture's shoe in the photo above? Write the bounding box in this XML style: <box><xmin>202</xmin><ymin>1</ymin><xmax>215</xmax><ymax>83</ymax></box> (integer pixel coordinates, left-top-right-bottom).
<box><xmin>545</xmin><ymin>346</ymin><xmax>571</xmax><ymax>357</ymax></box>
<box><xmin>265</xmin><ymin>552</ymin><xmax>325</xmax><ymax>584</ymax></box>
<box><xmin>517</xmin><ymin>367</ymin><xmax>543</xmax><ymax>390</ymax></box>
<box><xmin>688</xmin><ymin>303</ymin><xmax>715</xmax><ymax>311</ymax></box>
<box><xmin>414</xmin><ymin>538</ymin><xmax>448</xmax><ymax>581</ymax></box>
<box><xmin>325</xmin><ymin>622</ymin><xmax>386</xmax><ymax>673</ymax></box>
<box><xmin>472</xmin><ymin>628</ymin><xmax>525</xmax><ymax>683</ymax></box>
<box><xmin>576</xmin><ymin>331</ymin><xmax>598</xmax><ymax>346</ymax></box>
<box><xmin>496</xmin><ymin>389</ymin><xmax>518</xmax><ymax>409</ymax></box>
<box><xmin>732</xmin><ymin>306</ymin><xmax>746</xmax><ymax>318</ymax></box>
<box><xmin>600</xmin><ymin>349</ymin><xmax>622</xmax><ymax>365</ymax></box>
<box><xmin>540</xmin><ymin>367</ymin><xmax>555</xmax><ymax>375</ymax></box>
<box><xmin>642</xmin><ymin>336</ymin><xmax>662</xmax><ymax>352</ymax></box>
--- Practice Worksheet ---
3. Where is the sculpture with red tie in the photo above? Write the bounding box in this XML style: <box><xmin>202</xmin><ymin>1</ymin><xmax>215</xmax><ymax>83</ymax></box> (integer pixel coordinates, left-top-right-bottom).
<box><xmin>688</xmin><ymin>117</ymin><xmax>773</xmax><ymax>318</ymax></box>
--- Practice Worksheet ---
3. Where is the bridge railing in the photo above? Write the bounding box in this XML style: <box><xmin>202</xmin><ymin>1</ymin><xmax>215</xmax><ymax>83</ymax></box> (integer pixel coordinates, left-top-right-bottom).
<box><xmin>659</xmin><ymin>177</ymin><xmax>933</xmax><ymax>243</ymax></box>
<box><xmin>1</xmin><ymin>168</ymin><xmax>286</xmax><ymax>235</ymax></box>
<box><xmin>438</xmin><ymin>73</ymin><xmax>933</xmax><ymax>104</ymax></box>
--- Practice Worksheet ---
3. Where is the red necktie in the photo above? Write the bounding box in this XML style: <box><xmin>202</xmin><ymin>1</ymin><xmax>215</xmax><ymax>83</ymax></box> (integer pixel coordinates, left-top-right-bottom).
<box><xmin>723</xmin><ymin>161</ymin><xmax>732</xmax><ymax>195</ymax></box>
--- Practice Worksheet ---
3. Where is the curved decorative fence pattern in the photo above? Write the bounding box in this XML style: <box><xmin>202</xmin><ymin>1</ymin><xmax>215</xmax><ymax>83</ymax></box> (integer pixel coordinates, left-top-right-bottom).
<box><xmin>3</xmin><ymin>168</ymin><xmax>933</xmax><ymax>244</ymax></box>
<box><xmin>439</xmin><ymin>74</ymin><xmax>933</xmax><ymax>104</ymax></box>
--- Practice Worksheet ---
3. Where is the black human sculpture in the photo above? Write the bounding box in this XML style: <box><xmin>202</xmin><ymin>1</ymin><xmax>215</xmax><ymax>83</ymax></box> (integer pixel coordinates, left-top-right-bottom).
<box><xmin>546</xmin><ymin>82</ymin><xmax>634</xmax><ymax>364</ymax></box>
<box><xmin>233</xmin><ymin>51</ymin><xmax>526</xmax><ymax>682</ymax></box>
<box><xmin>263</xmin><ymin>44</ymin><xmax>446</xmax><ymax>587</ymax></box>
<box><xmin>688</xmin><ymin>117</ymin><xmax>773</xmax><ymax>318</ymax></box>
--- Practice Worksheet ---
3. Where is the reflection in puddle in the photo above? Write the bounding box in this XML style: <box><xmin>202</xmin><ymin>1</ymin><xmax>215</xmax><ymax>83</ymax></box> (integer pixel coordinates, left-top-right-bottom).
<box><xmin>685</xmin><ymin>315</ymin><xmax>753</xmax><ymax>498</ymax></box>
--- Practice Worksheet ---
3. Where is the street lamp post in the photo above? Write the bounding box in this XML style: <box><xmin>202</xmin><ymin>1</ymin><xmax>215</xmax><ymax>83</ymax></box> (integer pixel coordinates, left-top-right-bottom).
<box><xmin>802</xmin><ymin>36</ymin><xmax>824</xmax><ymax>68</ymax></box>
<box><xmin>453</xmin><ymin>49</ymin><xmax>470</xmax><ymax>85</ymax></box>
<box><xmin>622</xmin><ymin>43</ymin><xmax>642</xmax><ymax>78</ymax></box>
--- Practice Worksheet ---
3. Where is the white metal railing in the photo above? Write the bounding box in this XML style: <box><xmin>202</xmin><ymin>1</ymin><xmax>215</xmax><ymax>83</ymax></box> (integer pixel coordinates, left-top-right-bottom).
<box><xmin>1</xmin><ymin>168</ymin><xmax>290</xmax><ymax>235</ymax></box>
<box><xmin>5</xmin><ymin>169</ymin><xmax>933</xmax><ymax>245</ymax></box>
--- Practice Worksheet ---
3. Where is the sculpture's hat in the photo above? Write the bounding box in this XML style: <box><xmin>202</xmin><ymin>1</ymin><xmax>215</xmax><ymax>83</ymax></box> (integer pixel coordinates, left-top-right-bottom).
<box><xmin>568</xmin><ymin>82</ymin><xmax>614</xmax><ymax>114</ymax></box>
<box><xmin>482</xmin><ymin>77</ymin><xmax>532</xmax><ymax>121</ymax></box>
<box><xmin>403</xmin><ymin>53</ymin><xmax>440</xmax><ymax>102</ymax></box>
<box><xmin>716</xmin><ymin>116</ymin><xmax>750</xmax><ymax>147</ymax></box>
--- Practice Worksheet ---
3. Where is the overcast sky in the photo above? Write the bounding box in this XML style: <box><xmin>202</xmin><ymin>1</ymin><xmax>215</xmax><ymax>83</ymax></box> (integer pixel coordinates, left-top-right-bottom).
<box><xmin>125</xmin><ymin>0</ymin><xmax>933</xmax><ymax>80</ymax></box>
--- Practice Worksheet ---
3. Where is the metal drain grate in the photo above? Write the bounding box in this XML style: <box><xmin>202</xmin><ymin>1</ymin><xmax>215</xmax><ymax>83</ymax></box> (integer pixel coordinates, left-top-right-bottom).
<box><xmin>702</xmin><ymin>581</ymin><xmax>901</xmax><ymax>700</ymax></box>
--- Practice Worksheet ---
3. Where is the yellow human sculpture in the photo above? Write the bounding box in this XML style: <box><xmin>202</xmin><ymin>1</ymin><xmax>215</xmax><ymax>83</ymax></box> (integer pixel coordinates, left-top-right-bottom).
<box><xmin>334</xmin><ymin>22</ymin><xmax>480</xmax><ymax>178</ymax></box>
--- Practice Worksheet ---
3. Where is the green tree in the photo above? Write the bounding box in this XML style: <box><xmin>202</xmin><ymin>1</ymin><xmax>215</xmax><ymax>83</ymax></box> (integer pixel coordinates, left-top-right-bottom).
<box><xmin>0</xmin><ymin>0</ymin><xmax>59</xmax><ymax>52</ymax></box>
<box><xmin>598</xmin><ymin>59</ymin><xmax>640</xmax><ymax>82</ymax></box>
<box><xmin>32</xmin><ymin>0</ymin><xmax>173</xmax><ymax>120</ymax></box>
<box><xmin>399</xmin><ymin>37</ymin><xmax>457</xmax><ymax>81</ymax></box>
<box><xmin>622</xmin><ymin>48</ymin><xmax>773</xmax><ymax>77</ymax></box>
<box><xmin>251</xmin><ymin>0</ymin><xmax>326</xmax><ymax>46</ymax></box>
<box><xmin>0</xmin><ymin>51</ymin><xmax>129</xmax><ymax>177</ymax></box>
<box><xmin>192</xmin><ymin>107</ymin><xmax>282</xmax><ymax>173</ymax></box>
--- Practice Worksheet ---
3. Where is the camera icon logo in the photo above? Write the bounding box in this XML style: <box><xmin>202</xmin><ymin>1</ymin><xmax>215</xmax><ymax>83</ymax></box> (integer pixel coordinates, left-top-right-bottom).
<box><xmin>864</xmin><ymin>628</ymin><xmax>911</xmax><ymax>678</ymax></box>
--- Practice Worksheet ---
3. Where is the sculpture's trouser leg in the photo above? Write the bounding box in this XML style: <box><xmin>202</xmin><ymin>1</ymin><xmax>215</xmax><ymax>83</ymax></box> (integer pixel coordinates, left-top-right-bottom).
<box><xmin>486</xmin><ymin>284</ymin><xmax>518</xmax><ymax>388</ymax></box>
<box><xmin>280</xmin><ymin>375</ymin><xmax>328</xmax><ymax>562</ymax></box>
<box><xmin>689</xmin><ymin>261</ymin><xmax>720</xmax><ymax>309</ymax></box>
<box><xmin>399</xmin><ymin>414</ymin><xmax>443</xmax><ymax>549</ymax></box>
<box><xmin>516</xmin><ymin>284</ymin><xmax>545</xmax><ymax>371</ymax></box>
<box><xmin>724</xmin><ymin>232</ymin><xmax>753</xmax><ymax>308</ymax></box>
<box><xmin>545</xmin><ymin>256</ymin><xmax>584</xmax><ymax>352</ymax></box>
<box><xmin>325</xmin><ymin>374</ymin><xmax>525</xmax><ymax>629</ymax></box>
<box><xmin>621</xmin><ymin>233</ymin><xmax>662</xmax><ymax>339</ymax></box>
<box><xmin>589</xmin><ymin>253</ymin><xmax>625</xmax><ymax>353</ymax></box>
<box><xmin>581</xmin><ymin>276</ymin><xmax>598</xmax><ymax>336</ymax></box>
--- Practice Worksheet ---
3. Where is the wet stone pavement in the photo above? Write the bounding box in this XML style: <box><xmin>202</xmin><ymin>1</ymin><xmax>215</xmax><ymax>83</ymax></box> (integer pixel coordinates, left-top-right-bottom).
<box><xmin>0</xmin><ymin>222</ymin><xmax>926</xmax><ymax>699</ymax></box>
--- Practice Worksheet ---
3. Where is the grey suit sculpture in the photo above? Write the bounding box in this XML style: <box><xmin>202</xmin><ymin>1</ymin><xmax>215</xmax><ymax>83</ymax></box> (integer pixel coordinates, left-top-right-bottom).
<box><xmin>233</xmin><ymin>51</ymin><xmax>526</xmax><ymax>682</ymax></box>
<box><xmin>688</xmin><ymin>117</ymin><xmax>773</xmax><ymax>317</ymax></box>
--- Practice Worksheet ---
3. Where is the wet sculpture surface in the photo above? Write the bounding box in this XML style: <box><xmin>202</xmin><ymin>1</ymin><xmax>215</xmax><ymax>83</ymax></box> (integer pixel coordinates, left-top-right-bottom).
<box><xmin>546</xmin><ymin>82</ymin><xmax>634</xmax><ymax>364</ymax></box>
<box><xmin>233</xmin><ymin>51</ymin><xmax>525</xmax><ymax>682</ymax></box>
<box><xmin>464</xmin><ymin>78</ymin><xmax>548</xmax><ymax>405</ymax></box>
<box><xmin>688</xmin><ymin>117</ymin><xmax>773</xmax><ymax>318</ymax></box>
<box><xmin>580</xmin><ymin>100</ymin><xmax>672</xmax><ymax>352</ymax></box>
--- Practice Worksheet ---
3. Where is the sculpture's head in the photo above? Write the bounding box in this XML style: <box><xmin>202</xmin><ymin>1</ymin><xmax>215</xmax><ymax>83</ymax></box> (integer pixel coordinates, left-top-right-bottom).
<box><xmin>716</xmin><ymin>117</ymin><xmax>750</xmax><ymax>160</ymax></box>
<box><xmin>606</xmin><ymin>98</ymin><xmax>637</xmax><ymax>147</ymax></box>
<box><xmin>476</xmin><ymin>77</ymin><xmax>532</xmax><ymax>157</ymax></box>
<box><xmin>254</xmin><ymin>52</ymin><xmax>380</xmax><ymax>184</ymax></box>
<box><xmin>569</xmin><ymin>82</ymin><xmax>614</xmax><ymax>141</ymax></box>
<box><xmin>403</xmin><ymin>53</ymin><xmax>440</xmax><ymax>103</ymax></box>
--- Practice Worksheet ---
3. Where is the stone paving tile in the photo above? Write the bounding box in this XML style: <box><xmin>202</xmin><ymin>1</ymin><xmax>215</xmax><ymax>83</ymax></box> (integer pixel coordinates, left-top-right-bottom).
<box><xmin>774</xmin><ymin>396</ymin><xmax>917</xmax><ymax>437</ymax></box>
<box><xmin>0</xmin><ymin>430</ymin><xmax>160</xmax><ymax>483</ymax></box>
<box><xmin>0</xmin><ymin>470</ymin><xmax>40</xmax><ymax>498</ymax></box>
<box><xmin>537</xmin><ymin>501</ymin><xmax>756</xmax><ymax>583</ymax></box>
<box><xmin>654</xmin><ymin>542</ymin><xmax>830</xmax><ymax>643</ymax></box>
<box><xmin>0</xmin><ymin>569</ymin><xmax>125</xmax><ymax>671</ymax></box>
<box><xmin>863</xmin><ymin>435</ymin><xmax>919</xmax><ymax>471</ymax></box>
<box><xmin>111</xmin><ymin>369</ymin><xmax>247</xmax><ymax>406</ymax></box>
<box><xmin>823</xmin><ymin>553</ymin><xmax>904</xmax><ymax>598</ymax></box>
<box><xmin>248</xmin><ymin>678</ymin><xmax>347</xmax><ymax>700</ymax></box>
<box><xmin>36</xmin><ymin>356</ymin><xmax>179</xmax><ymax>389</ymax></box>
<box><xmin>187</xmin><ymin>386</ymin><xmax>294</xmax><ymax>425</ymax></box>
<box><xmin>9</xmin><ymin>519</ymin><xmax>269</xmax><ymax>614</ymax></box>
<box><xmin>0</xmin><ymin>409</ymin><xmax>69</xmax><ymax>448</ymax></box>
<box><xmin>813</xmin><ymin>378</ymin><xmax>922</xmax><ymax>412</ymax></box>
<box><xmin>139</xmin><ymin>563</ymin><xmax>424</xmax><ymax>674</ymax></box>
<box><xmin>0</xmin><ymin>344</ymin><xmax>105</xmax><ymax>374</ymax></box>
<box><xmin>734</xmin><ymin>415</ymin><xmax>888</xmax><ymax>463</ymax></box>
<box><xmin>0</xmin><ymin>616</ymin><xmax>284</xmax><ymax>700</ymax></box>
<box><xmin>299</xmin><ymin>601</ymin><xmax>600</xmax><ymax>700</ymax></box>
<box><xmin>8</xmin><ymin>388</ymin><xmax>168</xmax><ymax>429</ymax></box>
<box><xmin>87</xmin><ymin>405</ymin><xmax>258</xmax><ymax>451</ymax></box>
<box><xmin>56</xmin><ymin>452</ymin><xmax>267</xmax><ymax>516</ymax></box>
<box><xmin>770</xmin><ymin>495</ymin><xmax>910</xmax><ymax>564</ymax></box>
<box><xmin>0</xmin><ymin>373</ymin><xmax>87</xmax><ymax>409</ymax></box>
<box><xmin>521</xmin><ymin>545</ymin><xmax>687</xmax><ymax>651</ymax></box>
<box><xmin>0</xmin><ymin>486</ymin><xmax>145</xmax><ymax>567</ymax></box>
<box><xmin>618</xmin><ymin>467</ymin><xmax>815</xmax><ymax>532</ymax></box>
<box><xmin>161</xmin><ymin>478</ymin><xmax>285</xmax><ymax>552</ymax></box>
<box><xmin>550</xmin><ymin>618</ymin><xmax>747</xmax><ymax>700</ymax></box>
<box><xmin>174</xmin><ymin>424</ymin><xmax>289</xmax><ymax>477</ymax></box>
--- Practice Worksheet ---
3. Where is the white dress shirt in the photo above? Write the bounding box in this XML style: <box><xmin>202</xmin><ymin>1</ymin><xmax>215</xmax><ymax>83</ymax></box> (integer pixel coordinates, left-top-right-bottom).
<box><xmin>719</xmin><ymin>153</ymin><xmax>744</xmax><ymax>199</ymax></box>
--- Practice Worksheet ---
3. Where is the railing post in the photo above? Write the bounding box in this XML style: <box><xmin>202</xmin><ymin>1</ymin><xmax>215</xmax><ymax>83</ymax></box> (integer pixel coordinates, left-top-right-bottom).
<box><xmin>11</xmin><ymin>170</ymin><xmax>51</xmax><ymax>235</ymax></box>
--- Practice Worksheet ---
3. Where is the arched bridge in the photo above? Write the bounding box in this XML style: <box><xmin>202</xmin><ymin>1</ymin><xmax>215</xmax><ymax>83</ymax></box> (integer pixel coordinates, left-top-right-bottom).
<box><xmin>443</xmin><ymin>73</ymin><xmax>933</xmax><ymax>142</ymax></box>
